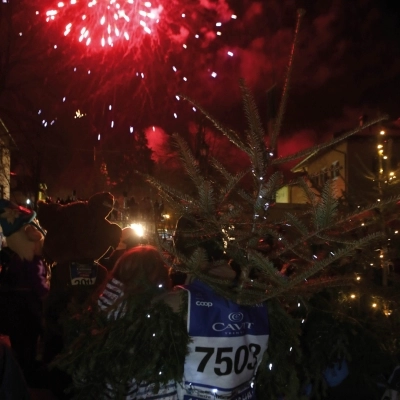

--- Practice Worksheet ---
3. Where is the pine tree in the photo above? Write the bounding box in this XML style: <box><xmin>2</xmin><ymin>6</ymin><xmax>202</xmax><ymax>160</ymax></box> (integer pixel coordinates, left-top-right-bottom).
<box><xmin>140</xmin><ymin>9</ymin><xmax>400</xmax><ymax>399</ymax></box>
<box><xmin>55</xmin><ymin>9</ymin><xmax>400</xmax><ymax>399</ymax></box>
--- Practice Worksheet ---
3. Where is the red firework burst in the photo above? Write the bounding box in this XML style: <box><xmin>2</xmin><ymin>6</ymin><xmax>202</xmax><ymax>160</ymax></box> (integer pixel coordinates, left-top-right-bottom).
<box><xmin>45</xmin><ymin>0</ymin><xmax>163</xmax><ymax>48</ymax></box>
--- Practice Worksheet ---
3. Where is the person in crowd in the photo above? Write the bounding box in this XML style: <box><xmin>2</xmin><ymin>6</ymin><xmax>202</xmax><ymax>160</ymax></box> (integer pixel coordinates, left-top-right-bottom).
<box><xmin>97</xmin><ymin>245</ymin><xmax>177</xmax><ymax>399</ymax></box>
<box><xmin>54</xmin><ymin>244</ymin><xmax>188</xmax><ymax>399</ymax></box>
<box><xmin>36</xmin><ymin>192</ymin><xmax>121</xmax><ymax>398</ymax></box>
<box><xmin>160</xmin><ymin>214</ymin><xmax>270</xmax><ymax>400</ymax></box>
<box><xmin>0</xmin><ymin>200</ymin><xmax>49</xmax><ymax>386</ymax></box>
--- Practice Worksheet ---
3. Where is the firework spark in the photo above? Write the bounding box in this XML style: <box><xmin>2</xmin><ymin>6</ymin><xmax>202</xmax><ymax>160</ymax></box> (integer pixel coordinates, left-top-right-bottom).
<box><xmin>45</xmin><ymin>0</ymin><xmax>163</xmax><ymax>48</ymax></box>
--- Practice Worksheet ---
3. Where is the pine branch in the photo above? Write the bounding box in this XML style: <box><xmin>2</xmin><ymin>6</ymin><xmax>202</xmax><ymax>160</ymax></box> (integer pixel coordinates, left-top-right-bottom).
<box><xmin>240</xmin><ymin>79</ymin><xmax>268</xmax><ymax>175</ymax></box>
<box><xmin>271</xmin><ymin>9</ymin><xmax>306</xmax><ymax>151</ymax></box>
<box><xmin>254</xmin><ymin>171</ymin><xmax>284</xmax><ymax>216</ymax></box>
<box><xmin>266</xmin><ymin>232</ymin><xmax>384</xmax><ymax>299</ymax></box>
<box><xmin>247</xmin><ymin>249</ymin><xmax>288</xmax><ymax>287</ymax></box>
<box><xmin>284</xmin><ymin>212</ymin><xmax>309</xmax><ymax>236</ymax></box>
<box><xmin>197</xmin><ymin>180</ymin><xmax>216</xmax><ymax>215</ymax></box>
<box><xmin>209</xmin><ymin>157</ymin><xmax>248</xmax><ymax>203</ymax></box>
<box><xmin>354</xmin><ymin>153</ymin><xmax>377</xmax><ymax>181</ymax></box>
<box><xmin>135</xmin><ymin>171</ymin><xmax>197</xmax><ymax>213</ymax></box>
<box><xmin>178</xmin><ymin>94</ymin><xmax>249</xmax><ymax>153</ymax></box>
<box><xmin>314</xmin><ymin>181</ymin><xmax>338</xmax><ymax>230</ymax></box>
<box><xmin>173</xmin><ymin>133</ymin><xmax>205</xmax><ymax>188</ymax></box>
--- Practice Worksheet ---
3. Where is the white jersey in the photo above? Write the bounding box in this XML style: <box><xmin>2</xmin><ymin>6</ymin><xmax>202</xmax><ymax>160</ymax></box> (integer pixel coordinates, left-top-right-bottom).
<box><xmin>178</xmin><ymin>280</ymin><xmax>269</xmax><ymax>400</ymax></box>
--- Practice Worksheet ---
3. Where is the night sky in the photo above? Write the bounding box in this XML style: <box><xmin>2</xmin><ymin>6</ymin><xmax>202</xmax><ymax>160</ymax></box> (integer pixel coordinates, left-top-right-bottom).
<box><xmin>1</xmin><ymin>0</ymin><xmax>400</xmax><ymax>196</ymax></box>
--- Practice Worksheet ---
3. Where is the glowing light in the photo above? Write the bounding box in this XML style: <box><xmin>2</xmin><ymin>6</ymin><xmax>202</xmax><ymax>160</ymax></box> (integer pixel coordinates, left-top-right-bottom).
<box><xmin>130</xmin><ymin>223</ymin><xmax>144</xmax><ymax>237</ymax></box>
<box><xmin>350</xmin><ymin>294</ymin><xmax>356</xmax><ymax>299</ymax></box>
<box><xmin>75</xmin><ymin>109</ymin><xmax>86</xmax><ymax>118</ymax></box>
<box><xmin>175</xmin><ymin>95</ymin><xmax>180</xmax><ymax>100</ymax></box>
<box><xmin>98</xmin><ymin>134</ymin><xmax>101</xmax><ymax>140</ymax></box>
<box><xmin>211</xmin><ymin>72</ymin><xmax>217</xmax><ymax>78</ymax></box>
<box><xmin>130</xmin><ymin>126</ymin><xmax>134</xmax><ymax>133</ymax></box>
<box><xmin>227</xmin><ymin>51</ymin><xmax>233</xmax><ymax>56</ymax></box>
<box><xmin>231</xmin><ymin>14</ymin><xmax>237</xmax><ymax>19</ymax></box>
<box><xmin>173</xmin><ymin>113</ymin><xmax>177</xmax><ymax>118</ymax></box>
<box><xmin>380</xmin><ymin>130</ymin><xmax>385</xmax><ymax>135</ymax></box>
<box><xmin>384</xmin><ymin>308</ymin><xmax>392</xmax><ymax>316</ymax></box>
<box><xmin>372</xmin><ymin>303</ymin><xmax>377</xmax><ymax>308</ymax></box>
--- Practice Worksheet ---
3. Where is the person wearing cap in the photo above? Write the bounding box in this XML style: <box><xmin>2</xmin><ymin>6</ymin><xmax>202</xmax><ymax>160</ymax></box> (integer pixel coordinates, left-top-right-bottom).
<box><xmin>0</xmin><ymin>199</ymin><xmax>49</xmax><ymax>385</ymax></box>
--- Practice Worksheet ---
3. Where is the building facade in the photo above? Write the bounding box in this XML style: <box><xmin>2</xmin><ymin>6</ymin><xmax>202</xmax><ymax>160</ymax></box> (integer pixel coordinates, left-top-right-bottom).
<box><xmin>278</xmin><ymin>125</ymin><xmax>400</xmax><ymax>206</ymax></box>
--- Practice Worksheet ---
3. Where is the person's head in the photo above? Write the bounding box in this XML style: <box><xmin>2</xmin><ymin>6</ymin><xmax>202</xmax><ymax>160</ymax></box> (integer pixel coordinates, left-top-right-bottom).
<box><xmin>173</xmin><ymin>214</ymin><xmax>224</xmax><ymax>262</ymax></box>
<box><xmin>173</xmin><ymin>214</ymin><xmax>239</xmax><ymax>282</ymax></box>
<box><xmin>111</xmin><ymin>245</ymin><xmax>171</xmax><ymax>292</ymax></box>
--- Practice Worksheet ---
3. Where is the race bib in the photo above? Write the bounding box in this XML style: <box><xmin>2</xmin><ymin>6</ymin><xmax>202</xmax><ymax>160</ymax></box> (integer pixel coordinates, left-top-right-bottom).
<box><xmin>70</xmin><ymin>263</ymin><xmax>97</xmax><ymax>285</ymax></box>
<box><xmin>179</xmin><ymin>280</ymin><xmax>269</xmax><ymax>400</ymax></box>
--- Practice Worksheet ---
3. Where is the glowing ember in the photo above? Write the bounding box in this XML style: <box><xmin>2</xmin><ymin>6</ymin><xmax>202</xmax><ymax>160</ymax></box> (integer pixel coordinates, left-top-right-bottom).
<box><xmin>45</xmin><ymin>0</ymin><xmax>163</xmax><ymax>47</ymax></box>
